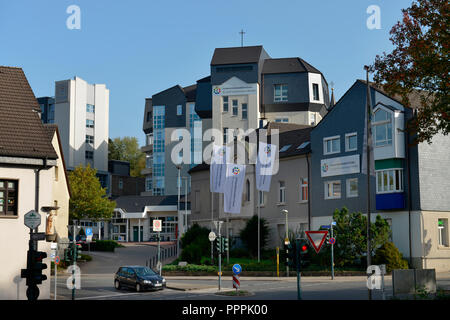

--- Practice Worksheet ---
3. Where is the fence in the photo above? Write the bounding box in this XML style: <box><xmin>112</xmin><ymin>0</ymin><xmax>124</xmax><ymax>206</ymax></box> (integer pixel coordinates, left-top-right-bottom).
<box><xmin>145</xmin><ymin>244</ymin><xmax>178</xmax><ymax>269</ymax></box>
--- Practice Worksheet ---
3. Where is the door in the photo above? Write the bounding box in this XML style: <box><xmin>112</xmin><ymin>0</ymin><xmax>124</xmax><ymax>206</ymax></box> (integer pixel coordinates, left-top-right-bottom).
<box><xmin>133</xmin><ymin>226</ymin><xmax>138</xmax><ymax>242</ymax></box>
<box><xmin>140</xmin><ymin>226</ymin><xmax>143</xmax><ymax>242</ymax></box>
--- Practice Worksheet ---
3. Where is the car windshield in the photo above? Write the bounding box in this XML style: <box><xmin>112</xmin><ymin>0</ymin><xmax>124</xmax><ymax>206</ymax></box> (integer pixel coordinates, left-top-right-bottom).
<box><xmin>134</xmin><ymin>267</ymin><xmax>157</xmax><ymax>276</ymax></box>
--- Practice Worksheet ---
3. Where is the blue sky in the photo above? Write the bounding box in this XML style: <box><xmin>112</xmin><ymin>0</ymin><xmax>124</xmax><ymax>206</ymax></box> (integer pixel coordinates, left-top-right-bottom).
<box><xmin>0</xmin><ymin>0</ymin><xmax>413</xmax><ymax>145</ymax></box>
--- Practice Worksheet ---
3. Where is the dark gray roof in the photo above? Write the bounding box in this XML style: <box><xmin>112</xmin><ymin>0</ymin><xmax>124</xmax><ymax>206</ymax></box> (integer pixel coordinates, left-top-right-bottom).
<box><xmin>115</xmin><ymin>195</ymin><xmax>179</xmax><ymax>212</ymax></box>
<box><xmin>0</xmin><ymin>66</ymin><xmax>58</xmax><ymax>159</ymax></box>
<box><xmin>183</xmin><ymin>84</ymin><xmax>197</xmax><ymax>102</ymax></box>
<box><xmin>262</xmin><ymin>58</ymin><xmax>321</xmax><ymax>74</ymax></box>
<box><xmin>211</xmin><ymin>46</ymin><xmax>263</xmax><ymax>66</ymax></box>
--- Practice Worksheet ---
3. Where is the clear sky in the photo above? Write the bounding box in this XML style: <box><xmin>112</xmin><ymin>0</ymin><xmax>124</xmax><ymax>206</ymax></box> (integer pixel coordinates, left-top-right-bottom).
<box><xmin>0</xmin><ymin>0</ymin><xmax>413</xmax><ymax>145</ymax></box>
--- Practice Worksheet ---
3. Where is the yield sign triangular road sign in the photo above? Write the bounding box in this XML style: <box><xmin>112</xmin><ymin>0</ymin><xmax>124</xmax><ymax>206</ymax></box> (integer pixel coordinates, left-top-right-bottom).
<box><xmin>305</xmin><ymin>231</ymin><xmax>329</xmax><ymax>253</ymax></box>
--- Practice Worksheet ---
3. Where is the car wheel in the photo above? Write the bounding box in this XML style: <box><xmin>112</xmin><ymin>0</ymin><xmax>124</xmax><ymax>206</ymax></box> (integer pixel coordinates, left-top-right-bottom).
<box><xmin>136</xmin><ymin>283</ymin><xmax>141</xmax><ymax>292</ymax></box>
<box><xmin>114</xmin><ymin>280</ymin><xmax>121</xmax><ymax>290</ymax></box>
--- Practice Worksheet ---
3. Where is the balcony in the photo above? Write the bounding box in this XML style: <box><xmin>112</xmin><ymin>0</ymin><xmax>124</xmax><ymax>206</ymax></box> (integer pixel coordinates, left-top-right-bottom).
<box><xmin>141</xmin><ymin>167</ymin><xmax>152</xmax><ymax>176</ymax></box>
<box><xmin>141</xmin><ymin>144</ymin><xmax>153</xmax><ymax>153</ymax></box>
<box><xmin>376</xmin><ymin>193</ymin><xmax>405</xmax><ymax>210</ymax></box>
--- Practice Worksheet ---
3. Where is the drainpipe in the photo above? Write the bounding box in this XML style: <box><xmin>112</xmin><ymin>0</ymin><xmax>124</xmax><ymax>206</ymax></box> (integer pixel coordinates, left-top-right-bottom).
<box><xmin>306</xmin><ymin>154</ymin><xmax>311</xmax><ymax>231</ymax></box>
<box><xmin>406</xmin><ymin>115</ymin><xmax>413</xmax><ymax>267</ymax></box>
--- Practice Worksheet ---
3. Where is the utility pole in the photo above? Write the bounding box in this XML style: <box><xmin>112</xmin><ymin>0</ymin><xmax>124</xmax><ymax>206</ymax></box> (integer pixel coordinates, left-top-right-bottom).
<box><xmin>331</xmin><ymin>220</ymin><xmax>335</xmax><ymax>280</ymax></box>
<box><xmin>282</xmin><ymin>209</ymin><xmax>289</xmax><ymax>277</ymax></box>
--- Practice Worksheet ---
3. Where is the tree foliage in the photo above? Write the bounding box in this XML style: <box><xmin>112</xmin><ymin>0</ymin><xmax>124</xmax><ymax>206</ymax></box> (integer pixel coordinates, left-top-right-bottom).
<box><xmin>180</xmin><ymin>224</ymin><xmax>211</xmax><ymax>264</ymax></box>
<box><xmin>371</xmin><ymin>0</ymin><xmax>450</xmax><ymax>143</ymax></box>
<box><xmin>239</xmin><ymin>215</ymin><xmax>270</xmax><ymax>258</ymax></box>
<box><xmin>108</xmin><ymin>137</ymin><xmax>146</xmax><ymax>177</ymax></box>
<box><xmin>373</xmin><ymin>242</ymin><xmax>409</xmax><ymax>272</ymax></box>
<box><xmin>68</xmin><ymin>165</ymin><xmax>116</xmax><ymax>222</ymax></box>
<box><xmin>332</xmin><ymin>207</ymin><xmax>391</xmax><ymax>268</ymax></box>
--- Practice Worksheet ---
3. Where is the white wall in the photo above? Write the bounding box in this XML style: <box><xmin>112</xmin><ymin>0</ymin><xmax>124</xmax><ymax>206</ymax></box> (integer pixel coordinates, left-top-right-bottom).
<box><xmin>0</xmin><ymin>166</ymin><xmax>54</xmax><ymax>300</ymax></box>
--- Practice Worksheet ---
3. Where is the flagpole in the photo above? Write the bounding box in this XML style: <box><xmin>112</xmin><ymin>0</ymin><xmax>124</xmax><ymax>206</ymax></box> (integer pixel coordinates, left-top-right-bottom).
<box><xmin>364</xmin><ymin>65</ymin><xmax>372</xmax><ymax>301</ymax></box>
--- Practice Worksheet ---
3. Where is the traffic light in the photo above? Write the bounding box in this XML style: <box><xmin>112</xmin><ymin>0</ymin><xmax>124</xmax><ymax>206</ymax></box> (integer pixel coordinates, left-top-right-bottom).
<box><xmin>31</xmin><ymin>251</ymin><xmax>48</xmax><ymax>285</ymax></box>
<box><xmin>297</xmin><ymin>239</ymin><xmax>310</xmax><ymax>268</ymax></box>
<box><xmin>284</xmin><ymin>243</ymin><xmax>296</xmax><ymax>267</ymax></box>
<box><xmin>75</xmin><ymin>244</ymin><xmax>82</xmax><ymax>260</ymax></box>
<box><xmin>216</xmin><ymin>237</ymin><xmax>222</xmax><ymax>254</ymax></box>
<box><xmin>222</xmin><ymin>238</ymin><xmax>229</xmax><ymax>252</ymax></box>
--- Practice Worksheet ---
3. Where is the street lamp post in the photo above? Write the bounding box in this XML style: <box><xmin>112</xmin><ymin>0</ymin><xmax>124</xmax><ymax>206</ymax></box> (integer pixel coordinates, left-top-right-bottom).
<box><xmin>282</xmin><ymin>209</ymin><xmax>289</xmax><ymax>277</ymax></box>
<box><xmin>176</xmin><ymin>165</ymin><xmax>181</xmax><ymax>257</ymax></box>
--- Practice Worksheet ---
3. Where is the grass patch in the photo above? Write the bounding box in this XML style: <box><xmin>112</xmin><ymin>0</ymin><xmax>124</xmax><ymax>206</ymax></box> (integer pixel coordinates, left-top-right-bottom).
<box><xmin>216</xmin><ymin>290</ymin><xmax>252</xmax><ymax>297</ymax></box>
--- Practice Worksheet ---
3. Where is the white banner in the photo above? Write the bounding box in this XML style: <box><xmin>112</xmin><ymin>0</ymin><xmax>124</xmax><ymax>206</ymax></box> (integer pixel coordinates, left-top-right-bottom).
<box><xmin>224</xmin><ymin>164</ymin><xmax>246</xmax><ymax>214</ymax></box>
<box><xmin>255</xmin><ymin>142</ymin><xmax>277</xmax><ymax>192</ymax></box>
<box><xmin>210</xmin><ymin>145</ymin><xmax>231</xmax><ymax>193</ymax></box>
<box><xmin>321</xmin><ymin>154</ymin><xmax>360</xmax><ymax>177</ymax></box>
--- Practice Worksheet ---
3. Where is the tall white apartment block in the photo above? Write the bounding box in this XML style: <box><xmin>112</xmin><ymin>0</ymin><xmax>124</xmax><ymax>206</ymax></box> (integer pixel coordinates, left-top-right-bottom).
<box><xmin>54</xmin><ymin>76</ymin><xmax>109</xmax><ymax>185</ymax></box>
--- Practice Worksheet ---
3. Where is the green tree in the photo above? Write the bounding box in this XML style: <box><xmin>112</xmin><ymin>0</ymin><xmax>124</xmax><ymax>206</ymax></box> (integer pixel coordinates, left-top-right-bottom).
<box><xmin>372</xmin><ymin>0</ymin><xmax>450</xmax><ymax>143</ymax></box>
<box><xmin>373</xmin><ymin>242</ymin><xmax>409</xmax><ymax>272</ymax></box>
<box><xmin>108</xmin><ymin>137</ymin><xmax>146</xmax><ymax>177</ymax></box>
<box><xmin>239</xmin><ymin>215</ymin><xmax>270</xmax><ymax>258</ymax></box>
<box><xmin>69</xmin><ymin>165</ymin><xmax>116</xmax><ymax>222</ymax></box>
<box><xmin>332</xmin><ymin>207</ymin><xmax>391</xmax><ymax>268</ymax></box>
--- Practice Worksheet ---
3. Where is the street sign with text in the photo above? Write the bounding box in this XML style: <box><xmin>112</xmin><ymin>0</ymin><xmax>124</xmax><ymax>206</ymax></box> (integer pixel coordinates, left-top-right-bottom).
<box><xmin>24</xmin><ymin>210</ymin><xmax>41</xmax><ymax>229</ymax></box>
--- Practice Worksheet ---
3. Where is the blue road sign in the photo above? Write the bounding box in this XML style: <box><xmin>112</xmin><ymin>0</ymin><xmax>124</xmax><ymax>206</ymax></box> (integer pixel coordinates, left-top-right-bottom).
<box><xmin>232</xmin><ymin>264</ymin><xmax>242</xmax><ymax>275</ymax></box>
<box><xmin>86</xmin><ymin>228</ymin><xmax>93</xmax><ymax>236</ymax></box>
<box><xmin>321</xmin><ymin>225</ymin><xmax>331</xmax><ymax>230</ymax></box>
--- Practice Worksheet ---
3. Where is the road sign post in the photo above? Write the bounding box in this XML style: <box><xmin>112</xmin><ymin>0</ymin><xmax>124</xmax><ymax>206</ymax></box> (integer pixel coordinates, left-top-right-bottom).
<box><xmin>330</xmin><ymin>221</ymin><xmax>335</xmax><ymax>280</ymax></box>
<box><xmin>276</xmin><ymin>247</ymin><xmax>279</xmax><ymax>278</ymax></box>
<box><xmin>232</xmin><ymin>264</ymin><xmax>241</xmax><ymax>292</ymax></box>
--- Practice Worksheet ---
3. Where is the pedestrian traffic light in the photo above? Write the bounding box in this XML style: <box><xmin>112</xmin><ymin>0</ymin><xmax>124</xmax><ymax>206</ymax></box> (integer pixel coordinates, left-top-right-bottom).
<box><xmin>222</xmin><ymin>238</ymin><xmax>229</xmax><ymax>252</ymax></box>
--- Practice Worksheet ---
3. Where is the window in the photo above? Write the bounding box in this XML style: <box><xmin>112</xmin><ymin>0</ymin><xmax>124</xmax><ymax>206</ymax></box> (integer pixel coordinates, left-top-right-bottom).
<box><xmin>313</xmin><ymin>83</ymin><xmax>320</xmax><ymax>101</ymax></box>
<box><xmin>242</xmin><ymin>103</ymin><xmax>247</xmax><ymax>120</ymax></box>
<box><xmin>310</xmin><ymin>113</ymin><xmax>316</xmax><ymax>126</ymax></box>
<box><xmin>274</xmin><ymin>84</ymin><xmax>288</xmax><ymax>102</ymax></box>
<box><xmin>0</xmin><ymin>180</ymin><xmax>18</xmax><ymax>216</ymax></box>
<box><xmin>323</xmin><ymin>136</ymin><xmax>340</xmax><ymax>155</ymax></box>
<box><xmin>85</xmin><ymin>151</ymin><xmax>94</xmax><ymax>160</ymax></box>
<box><xmin>177</xmin><ymin>105</ymin><xmax>182</xmax><ymax>116</ymax></box>
<box><xmin>345</xmin><ymin>133</ymin><xmax>357</xmax><ymax>152</ymax></box>
<box><xmin>279</xmin><ymin>181</ymin><xmax>286</xmax><ymax>203</ymax></box>
<box><xmin>376</xmin><ymin>169</ymin><xmax>403</xmax><ymax>193</ymax></box>
<box><xmin>216</xmin><ymin>65</ymin><xmax>253</xmax><ymax>73</ymax></box>
<box><xmin>438</xmin><ymin>219</ymin><xmax>449</xmax><ymax>247</ymax></box>
<box><xmin>86</xmin><ymin>104</ymin><xmax>95</xmax><ymax>113</ymax></box>
<box><xmin>86</xmin><ymin>135</ymin><xmax>94</xmax><ymax>144</ymax></box>
<box><xmin>232</xmin><ymin>100</ymin><xmax>238</xmax><ymax>116</ymax></box>
<box><xmin>373</xmin><ymin>108</ymin><xmax>393</xmax><ymax>147</ymax></box>
<box><xmin>223</xmin><ymin>96</ymin><xmax>229</xmax><ymax>112</ymax></box>
<box><xmin>55</xmin><ymin>166</ymin><xmax>59</xmax><ymax>182</ymax></box>
<box><xmin>195</xmin><ymin>190</ymin><xmax>200</xmax><ymax>213</ymax></box>
<box><xmin>246</xmin><ymin>180</ymin><xmax>251</xmax><ymax>202</ymax></box>
<box><xmin>325</xmin><ymin>181</ymin><xmax>341</xmax><ymax>199</ymax></box>
<box><xmin>346</xmin><ymin>178</ymin><xmax>358</xmax><ymax>198</ymax></box>
<box><xmin>119</xmin><ymin>179</ymin><xmax>123</xmax><ymax>190</ymax></box>
<box><xmin>223</xmin><ymin>127</ymin><xmax>228</xmax><ymax>144</ymax></box>
<box><xmin>258</xmin><ymin>190</ymin><xmax>265</xmax><ymax>206</ymax></box>
<box><xmin>297</xmin><ymin>142</ymin><xmax>310</xmax><ymax>149</ymax></box>
<box><xmin>86</xmin><ymin>119</ymin><xmax>94</xmax><ymax>128</ymax></box>
<box><xmin>146</xmin><ymin>111</ymin><xmax>152</xmax><ymax>122</ymax></box>
<box><xmin>280</xmin><ymin>144</ymin><xmax>292</xmax><ymax>152</ymax></box>
<box><xmin>300</xmin><ymin>178</ymin><xmax>308</xmax><ymax>202</ymax></box>
<box><xmin>275</xmin><ymin>118</ymin><xmax>289</xmax><ymax>123</ymax></box>
<box><xmin>145</xmin><ymin>177</ymin><xmax>152</xmax><ymax>192</ymax></box>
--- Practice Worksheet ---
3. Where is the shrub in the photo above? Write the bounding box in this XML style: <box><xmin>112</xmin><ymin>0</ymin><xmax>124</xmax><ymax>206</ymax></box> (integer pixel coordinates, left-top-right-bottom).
<box><xmin>83</xmin><ymin>240</ymin><xmax>122</xmax><ymax>252</ymax></box>
<box><xmin>179</xmin><ymin>224</ymin><xmax>211</xmax><ymax>264</ymax></box>
<box><xmin>373</xmin><ymin>242</ymin><xmax>409</xmax><ymax>272</ymax></box>
<box><xmin>230</xmin><ymin>248</ymin><xmax>248</xmax><ymax>258</ymax></box>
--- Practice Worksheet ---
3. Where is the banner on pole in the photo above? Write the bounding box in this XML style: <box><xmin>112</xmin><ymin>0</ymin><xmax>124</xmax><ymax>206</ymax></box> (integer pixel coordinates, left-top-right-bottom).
<box><xmin>223</xmin><ymin>164</ymin><xmax>246</xmax><ymax>214</ymax></box>
<box><xmin>255</xmin><ymin>142</ymin><xmax>277</xmax><ymax>192</ymax></box>
<box><xmin>210</xmin><ymin>145</ymin><xmax>231</xmax><ymax>193</ymax></box>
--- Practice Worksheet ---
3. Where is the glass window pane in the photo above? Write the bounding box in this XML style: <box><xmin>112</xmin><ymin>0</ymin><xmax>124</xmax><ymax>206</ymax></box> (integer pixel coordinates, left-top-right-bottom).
<box><xmin>332</xmin><ymin>138</ymin><xmax>340</xmax><ymax>152</ymax></box>
<box><xmin>377</xmin><ymin>172</ymin><xmax>382</xmax><ymax>192</ymax></box>
<box><xmin>0</xmin><ymin>181</ymin><xmax>4</xmax><ymax>188</ymax></box>
<box><xmin>389</xmin><ymin>171</ymin><xmax>395</xmax><ymax>191</ymax></box>
<box><xmin>383</xmin><ymin>172</ymin><xmax>388</xmax><ymax>192</ymax></box>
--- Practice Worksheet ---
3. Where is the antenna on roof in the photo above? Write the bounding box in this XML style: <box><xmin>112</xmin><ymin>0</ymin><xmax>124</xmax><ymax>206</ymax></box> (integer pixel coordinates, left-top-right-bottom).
<box><xmin>239</xmin><ymin>29</ymin><xmax>246</xmax><ymax>47</ymax></box>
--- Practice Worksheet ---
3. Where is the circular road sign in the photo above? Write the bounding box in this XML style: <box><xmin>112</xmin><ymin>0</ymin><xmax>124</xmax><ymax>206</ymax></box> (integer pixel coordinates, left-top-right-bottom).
<box><xmin>232</xmin><ymin>264</ymin><xmax>242</xmax><ymax>275</ymax></box>
<box><xmin>55</xmin><ymin>256</ymin><xmax>60</xmax><ymax>265</ymax></box>
<box><xmin>208</xmin><ymin>232</ymin><xmax>217</xmax><ymax>242</ymax></box>
<box><xmin>329</xmin><ymin>237</ymin><xmax>336</xmax><ymax>245</ymax></box>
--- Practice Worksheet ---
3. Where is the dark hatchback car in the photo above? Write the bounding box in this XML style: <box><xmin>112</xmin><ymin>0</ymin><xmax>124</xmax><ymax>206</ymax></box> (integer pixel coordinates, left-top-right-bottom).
<box><xmin>114</xmin><ymin>266</ymin><xmax>166</xmax><ymax>292</ymax></box>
